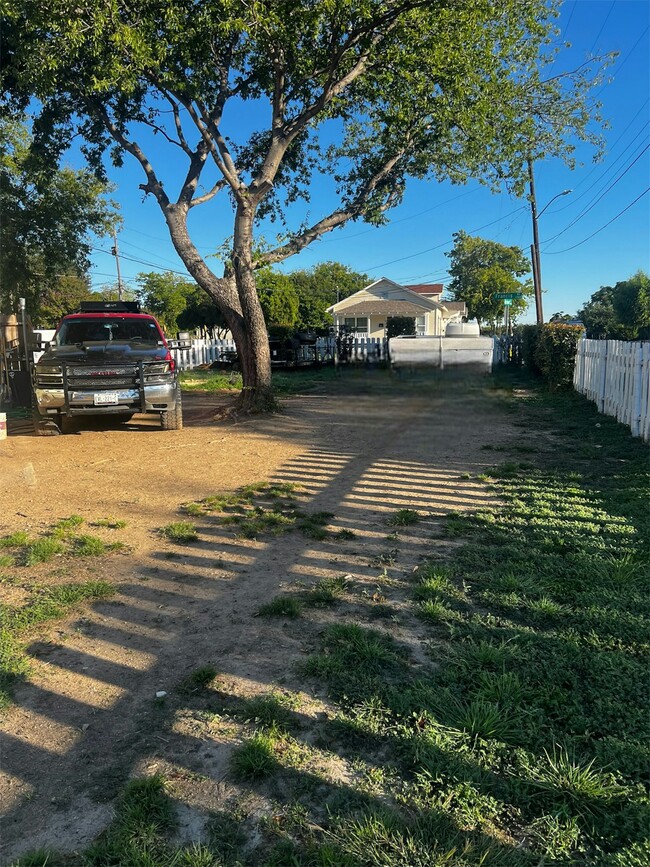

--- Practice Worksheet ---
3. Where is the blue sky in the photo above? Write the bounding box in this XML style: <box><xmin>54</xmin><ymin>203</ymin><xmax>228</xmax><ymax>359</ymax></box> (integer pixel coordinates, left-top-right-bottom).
<box><xmin>86</xmin><ymin>0</ymin><xmax>650</xmax><ymax>322</ymax></box>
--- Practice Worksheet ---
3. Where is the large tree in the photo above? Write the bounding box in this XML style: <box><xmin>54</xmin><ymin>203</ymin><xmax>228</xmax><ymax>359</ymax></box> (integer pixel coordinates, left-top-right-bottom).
<box><xmin>290</xmin><ymin>262</ymin><xmax>369</xmax><ymax>331</ymax></box>
<box><xmin>578</xmin><ymin>272</ymin><xmax>650</xmax><ymax>340</ymax></box>
<box><xmin>446</xmin><ymin>231</ymin><xmax>533</xmax><ymax>326</ymax></box>
<box><xmin>2</xmin><ymin>1</ymin><xmax>606</xmax><ymax>409</ymax></box>
<box><xmin>0</xmin><ymin>117</ymin><xmax>116</xmax><ymax>320</ymax></box>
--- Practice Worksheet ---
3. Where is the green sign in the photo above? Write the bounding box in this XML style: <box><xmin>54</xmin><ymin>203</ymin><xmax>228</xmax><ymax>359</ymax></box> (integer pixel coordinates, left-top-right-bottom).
<box><xmin>494</xmin><ymin>292</ymin><xmax>524</xmax><ymax>300</ymax></box>
<box><xmin>503</xmin><ymin>298</ymin><xmax>513</xmax><ymax>306</ymax></box>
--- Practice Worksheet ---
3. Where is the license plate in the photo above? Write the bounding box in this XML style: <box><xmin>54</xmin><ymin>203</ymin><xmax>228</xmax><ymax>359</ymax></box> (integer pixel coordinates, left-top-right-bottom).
<box><xmin>94</xmin><ymin>392</ymin><xmax>119</xmax><ymax>405</ymax></box>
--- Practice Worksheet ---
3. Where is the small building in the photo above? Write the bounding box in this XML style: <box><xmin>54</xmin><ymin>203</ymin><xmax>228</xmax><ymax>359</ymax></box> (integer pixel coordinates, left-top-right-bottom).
<box><xmin>327</xmin><ymin>278</ymin><xmax>466</xmax><ymax>338</ymax></box>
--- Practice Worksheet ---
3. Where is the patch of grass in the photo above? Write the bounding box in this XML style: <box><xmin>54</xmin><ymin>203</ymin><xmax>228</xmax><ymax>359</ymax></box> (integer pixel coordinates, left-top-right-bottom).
<box><xmin>303</xmin><ymin>575</ymin><xmax>349</xmax><ymax>608</ymax></box>
<box><xmin>51</xmin><ymin>514</ymin><xmax>85</xmax><ymax>535</ymax></box>
<box><xmin>297</xmin><ymin>510</ymin><xmax>335</xmax><ymax>540</ymax></box>
<box><xmin>237</xmin><ymin>693</ymin><xmax>297</xmax><ymax>731</ymax></box>
<box><xmin>161</xmin><ymin>521</ymin><xmax>199</xmax><ymax>543</ymax></box>
<box><xmin>0</xmin><ymin>531</ymin><xmax>30</xmax><ymax>549</ymax></box>
<box><xmin>24</xmin><ymin>537</ymin><xmax>65</xmax><ymax>565</ymax></box>
<box><xmin>90</xmin><ymin>517</ymin><xmax>127</xmax><ymax>529</ymax></box>
<box><xmin>230</xmin><ymin>729</ymin><xmax>279</xmax><ymax>780</ymax></box>
<box><xmin>177</xmin><ymin>666</ymin><xmax>217</xmax><ymax>696</ymax></box>
<box><xmin>0</xmin><ymin>554</ymin><xmax>15</xmax><ymax>568</ymax></box>
<box><xmin>257</xmin><ymin>596</ymin><xmax>303</xmax><ymax>618</ymax></box>
<box><xmin>335</xmin><ymin>528</ymin><xmax>357</xmax><ymax>541</ymax></box>
<box><xmin>527</xmin><ymin>746</ymin><xmax>627</xmax><ymax>822</ymax></box>
<box><xmin>1</xmin><ymin>581</ymin><xmax>113</xmax><ymax>710</ymax></box>
<box><xmin>386</xmin><ymin>509</ymin><xmax>420</xmax><ymax>527</ymax></box>
<box><xmin>69</xmin><ymin>534</ymin><xmax>108</xmax><ymax>557</ymax></box>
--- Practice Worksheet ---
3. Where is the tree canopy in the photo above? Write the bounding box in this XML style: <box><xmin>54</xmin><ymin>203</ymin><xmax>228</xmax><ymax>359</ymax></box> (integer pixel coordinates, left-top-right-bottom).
<box><xmin>446</xmin><ymin>231</ymin><xmax>533</xmax><ymax>325</ymax></box>
<box><xmin>256</xmin><ymin>270</ymin><xmax>300</xmax><ymax>329</ymax></box>
<box><xmin>289</xmin><ymin>263</ymin><xmax>368</xmax><ymax>331</ymax></box>
<box><xmin>1</xmin><ymin>0</ymin><xmax>608</xmax><ymax>408</ymax></box>
<box><xmin>0</xmin><ymin>117</ymin><xmax>116</xmax><ymax>321</ymax></box>
<box><xmin>578</xmin><ymin>272</ymin><xmax>650</xmax><ymax>340</ymax></box>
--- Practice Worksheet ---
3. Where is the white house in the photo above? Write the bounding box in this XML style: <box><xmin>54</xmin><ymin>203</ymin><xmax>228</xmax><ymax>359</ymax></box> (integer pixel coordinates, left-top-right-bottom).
<box><xmin>327</xmin><ymin>278</ymin><xmax>466</xmax><ymax>338</ymax></box>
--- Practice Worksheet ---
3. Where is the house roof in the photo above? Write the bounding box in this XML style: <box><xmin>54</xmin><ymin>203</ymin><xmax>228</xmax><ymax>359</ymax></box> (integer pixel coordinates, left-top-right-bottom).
<box><xmin>404</xmin><ymin>283</ymin><xmax>444</xmax><ymax>295</ymax></box>
<box><xmin>328</xmin><ymin>277</ymin><xmax>446</xmax><ymax>314</ymax></box>
<box><xmin>337</xmin><ymin>300</ymin><xmax>431</xmax><ymax>318</ymax></box>
<box><xmin>441</xmin><ymin>301</ymin><xmax>467</xmax><ymax>312</ymax></box>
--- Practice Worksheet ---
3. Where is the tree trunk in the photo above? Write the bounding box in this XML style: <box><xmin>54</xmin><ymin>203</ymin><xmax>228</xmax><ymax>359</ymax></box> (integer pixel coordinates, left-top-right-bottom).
<box><xmin>164</xmin><ymin>203</ymin><xmax>275</xmax><ymax>414</ymax></box>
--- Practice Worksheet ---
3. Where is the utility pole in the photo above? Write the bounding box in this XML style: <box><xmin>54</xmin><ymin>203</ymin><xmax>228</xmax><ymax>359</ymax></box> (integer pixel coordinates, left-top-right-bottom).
<box><xmin>111</xmin><ymin>229</ymin><xmax>124</xmax><ymax>301</ymax></box>
<box><xmin>528</xmin><ymin>158</ymin><xmax>544</xmax><ymax>326</ymax></box>
<box><xmin>528</xmin><ymin>159</ymin><xmax>572</xmax><ymax>328</ymax></box>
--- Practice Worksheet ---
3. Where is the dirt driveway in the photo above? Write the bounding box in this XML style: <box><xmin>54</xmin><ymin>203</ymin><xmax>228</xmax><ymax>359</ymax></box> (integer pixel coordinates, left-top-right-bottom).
<box><xmin>0</xmin><ymin>371</ymin><xmax>518</xmax><ymax>863</ymax></box>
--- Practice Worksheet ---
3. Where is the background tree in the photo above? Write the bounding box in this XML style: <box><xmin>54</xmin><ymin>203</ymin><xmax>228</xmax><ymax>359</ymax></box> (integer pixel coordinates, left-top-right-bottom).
<box><xmin>2</xmin><ymin>1</ymin><xmax>607</xmax><ymax>410</ymax></box>
<box><xmin>135</xmin><ymin>272</ymin><xmax>196</xmax><ymax>335</ymax></box>
<box><xmin>290</xmin><ymin>263</ymin><xmax>369</xmax><ymax>331</ymax></box>
<box><xmin>386</xmin><ymin>316</ymin><xmax>416</xmax><ymax>339</ymax></box>
<box><xmin>578</xmin><ymin>272</ymin><xmax>650</xmax><ymax>339</ymax></box>
<box><xmin>0</xmin><ymin>117</ymin><xmax>116</xmax><ymax>321</ymax></box>
<box><xmin>446</xmin><ymin>231</ymin><xmax>533</xmax><ymax>326</ymax></box>
<box><xmin>256</xmin><ymin>270</ymin><xmax>300</xmax><ymax>329</ymax></box>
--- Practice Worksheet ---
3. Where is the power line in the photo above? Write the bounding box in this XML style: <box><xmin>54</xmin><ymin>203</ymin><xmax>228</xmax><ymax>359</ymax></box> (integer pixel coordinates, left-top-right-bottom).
<box><xmin>589</xmin><ymin>1</ymin><xmax>616</xmax><ymax>56</ymax></box>
<box><xmin>360</xmin><ymin>206</ymin><xmax>527</xmax><ymax>272</ymax></box>
<box><xmin>545</xmin><ymin>188</ymin><xmax>650</xmax><ymax>254</ymax></box>
<box><xmin>542</xmin><ymin>142</ymin><xmax>650</xmax><ymax>247</ymax></box>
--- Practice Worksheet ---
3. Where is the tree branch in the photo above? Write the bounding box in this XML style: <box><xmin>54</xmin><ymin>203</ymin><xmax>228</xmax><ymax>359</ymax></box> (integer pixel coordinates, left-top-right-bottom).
<box><xmin>188</xmin><ymin>178</ymin><xmax>229</xmax><ymax>208</ymax></box>
<box><xmin>254</xmin><ymin>145</ymin><xmax>408</xmax><ymax>267</ymax></box>
<box><xmin>88</xmin><ymin>99</ymin><xmax>170</xmax><ymax>208</ymax></box>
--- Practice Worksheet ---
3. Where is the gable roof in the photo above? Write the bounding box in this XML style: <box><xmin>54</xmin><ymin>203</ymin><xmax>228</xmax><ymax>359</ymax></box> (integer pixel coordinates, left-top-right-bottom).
<box><xmin>327</xmin><ymin>277</ymin><xmax>445</xmax><ymax>314</ymax></box>
<box><xmin>404</xmin><ymin>283</ymin><xmax>444</xmax><ymax>295</ymax></box>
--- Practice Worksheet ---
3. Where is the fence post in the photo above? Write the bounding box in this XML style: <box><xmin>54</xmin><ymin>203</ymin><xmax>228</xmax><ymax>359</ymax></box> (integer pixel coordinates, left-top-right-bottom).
<box><xmin>631</xmin><ymin>343</ymin><xmax>643</xmax><ymax>438</ymax></box>
<box><xmin>597</xmin><ymin>341</ymin><xmax>608</xmax><ymax>413</ymax></box>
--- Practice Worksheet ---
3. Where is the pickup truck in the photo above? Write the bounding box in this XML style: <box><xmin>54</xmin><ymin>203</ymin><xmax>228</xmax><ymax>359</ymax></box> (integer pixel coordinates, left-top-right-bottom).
<box><xmin>32</xmin><ymin>301</ymin><xmax>183</xmax><ymax>434</ymax></box>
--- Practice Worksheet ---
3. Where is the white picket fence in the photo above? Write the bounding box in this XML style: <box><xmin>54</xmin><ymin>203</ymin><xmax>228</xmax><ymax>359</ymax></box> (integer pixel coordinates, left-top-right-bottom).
<box><xmin>573</xmin><ymin>339</ymin><xmax>650</xmax><ymax>442</ymax></box>
<box><xmin>171</xmin><ymin>338</ymin><xmax>237</xmax><ymax>371</ymax></box>
<box><xmin>170</xmin><ymin>335</ymin><xmax>387</xmax><ymax>371</ymax></box>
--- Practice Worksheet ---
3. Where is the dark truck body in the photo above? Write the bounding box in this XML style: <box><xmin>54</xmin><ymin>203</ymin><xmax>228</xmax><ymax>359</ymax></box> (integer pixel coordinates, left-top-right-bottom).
<box><xmin>32</xmin><ymin>302</ymin><xmax>182</xmax><ymax>434</ymax></box>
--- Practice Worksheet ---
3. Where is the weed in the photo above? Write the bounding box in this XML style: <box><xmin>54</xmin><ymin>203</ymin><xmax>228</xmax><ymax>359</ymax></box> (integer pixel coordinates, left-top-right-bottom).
<box><xmin>230</xmin><ymin>729</ymin><xmax>279</xmax><ymax>780</ymax></box>
<box><xmin>0</xmin><ymin>554</ymin><xmax>14</xmax><ymax>568</ymax></box>
<box><xmin>90</xmin><ymin>518</ymin><xmax>127</xmax><ymax>529</ymax></box>
<box><xmin>24</xmin><ymin>537</ymin><xmax>65</xmax><ymax>565</ymax></box>
<box><xmin>335</xmin><ymin>529</ymin><xmax>357</xmax><ymax>540</ymax></box>
<box><xmin>528</xmin><ymin>746</ymin><xmax>626</xmax><ymax>821</ymax></box>
<box><xmin>178</xmin><ymin>666</ymin><xmax>217</xmax><ymax>696</ymax></box>
<box><xmin>238</xmin><ymin>694</ymin><xmax>296</xmax><ymax>731</ymax></box>
<box><xmin>51</xmin><ymin>514</ymin><xmax>84</xmax><ymax>534</ymax></box>
<box><xmin>257</xmin><ymin>596</ymin><xmax>303</xmax><ymax>618</ymax></box>
<box><xmin>0</xmin><ymin>530</ymin><xmax>31</xmax><ymax>550</ymax></box>
<box><xmin>161</xmin><ymin>521</ymin><xmax>199</xmax><ymax>543</ymax></box>
<box><xmin>386</xmin><ymin>509</ymin><xmax>421</xmax><ymax>527</ymax></box>
<box><xmin>69</xmin><ymin>534</ymin><xmax>108</xmax><ymax>557</ymax></box>
<box><xmin>303</xmin><ymin>575</ymin><xmax>349</xmax><ymax>608</ymax></box>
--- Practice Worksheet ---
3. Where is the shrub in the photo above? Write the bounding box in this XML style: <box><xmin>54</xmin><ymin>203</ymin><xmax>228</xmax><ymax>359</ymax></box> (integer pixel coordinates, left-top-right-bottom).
<box><xmin>521</xmin><ymin>323</ymin><xmax>583</xmax><ymax>389</ymax></box>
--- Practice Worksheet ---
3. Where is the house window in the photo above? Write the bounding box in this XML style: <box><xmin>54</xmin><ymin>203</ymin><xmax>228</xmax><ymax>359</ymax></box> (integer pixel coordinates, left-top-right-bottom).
<box><xmin>343</xmin><ymin>317</ymin><xmax>368</xmax><ymax>334</ymax></box>
<box><xmin>416</xmin><ymin>315</ymin><xmax>426</xmax><ymax>335</ymax></box>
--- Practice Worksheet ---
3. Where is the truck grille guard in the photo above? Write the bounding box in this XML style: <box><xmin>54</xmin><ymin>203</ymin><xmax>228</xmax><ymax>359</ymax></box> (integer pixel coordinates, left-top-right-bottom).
<box><xmin>60</xmin><ymin>360</ymin><xmax>170</xmax><ymax>415</ymax></box>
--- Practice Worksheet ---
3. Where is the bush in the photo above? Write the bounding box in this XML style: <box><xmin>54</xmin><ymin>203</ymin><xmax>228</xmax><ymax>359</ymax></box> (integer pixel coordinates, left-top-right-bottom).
<box><xmin>520</xmin><ymin>324</ymin><xmax>583</xmax><ymax>389</ymax></box>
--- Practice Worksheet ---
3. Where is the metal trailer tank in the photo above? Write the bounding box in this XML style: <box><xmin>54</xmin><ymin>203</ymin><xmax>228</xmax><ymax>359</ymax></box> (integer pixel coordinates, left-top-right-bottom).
<box><xmin>389</xmin><ymin>321</ymin><xmax>493</xmax><ymax>371</ymax></box>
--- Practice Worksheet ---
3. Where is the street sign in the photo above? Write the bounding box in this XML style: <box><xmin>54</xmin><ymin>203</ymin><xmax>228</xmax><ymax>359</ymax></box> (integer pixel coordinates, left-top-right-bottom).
<box><xmin>494</xmin><ymin>292</ymin><xmax>524</xmax><ymax>300</ymax></box>
<box><xmin>503</xmin><ymin>298</ymin><xmax>513</xmax><ymax>306</ymax></box>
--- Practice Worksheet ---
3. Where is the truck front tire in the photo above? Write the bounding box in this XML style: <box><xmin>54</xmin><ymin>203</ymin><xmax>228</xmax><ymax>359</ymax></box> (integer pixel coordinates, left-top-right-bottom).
<box><xmin>161</xmin><ymin>392</ymin><xmax>183</xmax><ymax>430</ymax></box>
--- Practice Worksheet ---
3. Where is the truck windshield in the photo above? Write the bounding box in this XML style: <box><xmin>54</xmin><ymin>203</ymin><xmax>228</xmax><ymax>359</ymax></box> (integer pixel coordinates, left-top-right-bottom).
<box><xmin>55</xmin><ymin>318</ymin><xmax>161</xmax><ymax>345</ymax></box>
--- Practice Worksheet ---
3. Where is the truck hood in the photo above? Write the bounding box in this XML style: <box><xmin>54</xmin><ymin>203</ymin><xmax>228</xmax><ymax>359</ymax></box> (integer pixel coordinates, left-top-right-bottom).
<box><xmin>39</xmin><ymin>342</ymin><xmax>169</xmax><ymax>366</ymax></box>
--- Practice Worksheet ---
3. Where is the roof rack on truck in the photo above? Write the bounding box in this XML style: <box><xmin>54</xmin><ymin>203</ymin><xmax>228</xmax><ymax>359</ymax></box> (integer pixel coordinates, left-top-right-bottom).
<box><xmin>76</xmin><ymin>301</ymin><xmax>141</xmax><ymax>314</ymax></box>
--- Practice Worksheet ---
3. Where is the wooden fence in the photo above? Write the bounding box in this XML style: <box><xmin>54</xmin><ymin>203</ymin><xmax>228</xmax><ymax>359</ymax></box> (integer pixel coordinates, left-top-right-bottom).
<box><xmin>573</xmin><ymin>339</ymin><xmax>650</xmax><ymax>442</ymax></box>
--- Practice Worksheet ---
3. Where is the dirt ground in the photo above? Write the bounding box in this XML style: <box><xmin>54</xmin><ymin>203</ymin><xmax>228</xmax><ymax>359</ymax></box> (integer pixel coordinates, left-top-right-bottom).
<box><xmin>0</xmin><ymin>372</ymin><xmax>520</xmax><ymax>864</ymax></box>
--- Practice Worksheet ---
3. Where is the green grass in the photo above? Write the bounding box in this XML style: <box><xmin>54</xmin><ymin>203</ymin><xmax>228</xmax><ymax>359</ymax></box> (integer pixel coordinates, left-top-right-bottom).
<box><xmin>386</xmin><ymin>509</ymin><xmax>420</xmax><ymax>526</ymax></box>
<box><xmin>230</xmin><ymin>729</ymin><xmax>279</xmax><ymax>780</ymax></box>
<box><xmin>161</xmin><ymin>521</ymin><xmax>199</xmax><ymax>543</ymax></box>
<box><xmin>183</xmin><ymin>481</ymin><xmax>338</xmax><ymax>542</ymax></box>
<box><xmin>177</xmin><ymin>666</ymin><xmax>217</xmax><ymax>696</ymax></box>
<box><xmin>257</xmin><ymin>596</ymin><xmax>303</xmax><ymax>618</ymax></box>
<box><xmin>90</xmin><ymin>517</ymin><xmax>128</xmax><ymax>529</ymax></box>
<box><xmin>1</xmin><ymin>581</ymin><xmax>113</xmax><ymax>709</ymax></box>
<box><xmin>10</xmin><ymin>373</ymin><xmax>650</xmax><ymax>866</ymax></box>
